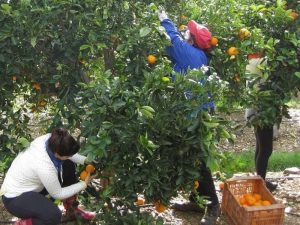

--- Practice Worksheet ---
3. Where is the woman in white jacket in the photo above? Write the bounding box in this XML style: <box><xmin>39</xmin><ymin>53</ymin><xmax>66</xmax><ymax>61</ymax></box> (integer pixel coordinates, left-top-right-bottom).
<box><xmin>0</xmin><ymin>128</ymin><xmax>96</xmax><ymax>225</ymax></box>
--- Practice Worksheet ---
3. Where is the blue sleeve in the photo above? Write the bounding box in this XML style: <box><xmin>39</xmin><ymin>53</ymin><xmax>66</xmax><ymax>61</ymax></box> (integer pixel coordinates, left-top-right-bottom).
<box><xmin>161</xmin><ymin>19</ymin><xmax>192</xmax><ymax>51</ymax></box>
<box><xmin>160</xmin><ymin>19</ymin><xmax>183</xmax><ymax>44</ymax></box>
<box><xmin>161</xmin><ymin>19</ymin><xmax>208</xmax><ymax>73</ymax></box>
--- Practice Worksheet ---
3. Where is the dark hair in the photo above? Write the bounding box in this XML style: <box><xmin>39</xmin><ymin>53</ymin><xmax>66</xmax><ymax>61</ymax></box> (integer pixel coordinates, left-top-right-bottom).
<box><xmin>48</xmin><ymin>128</ymin><xmax>80</xmax><ymax>156</ymax></box>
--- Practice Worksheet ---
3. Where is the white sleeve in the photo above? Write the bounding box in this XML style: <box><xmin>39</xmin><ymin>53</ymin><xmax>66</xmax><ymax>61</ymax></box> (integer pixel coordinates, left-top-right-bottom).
<box><xmin>69</xmin><ymin>153</ymin><xmax>86</xmax><ymax>165</ymax></box>
<box><xmin>37</xmin><ymin>166</ymin><xmax>87</xmax><ymax>200</ymax></box>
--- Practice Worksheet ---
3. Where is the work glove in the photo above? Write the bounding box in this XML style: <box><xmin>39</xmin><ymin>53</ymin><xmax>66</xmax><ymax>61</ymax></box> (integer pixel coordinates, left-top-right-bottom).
<box><xmin>158</xmin><ymin>10</ymin><xmax>168</xmax><ymax>21</ymax></box>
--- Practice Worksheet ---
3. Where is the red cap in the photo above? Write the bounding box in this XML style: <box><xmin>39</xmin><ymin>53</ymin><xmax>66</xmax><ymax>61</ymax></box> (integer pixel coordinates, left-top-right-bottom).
<box><xmin>187</xmin><ymin>20</ymin><xmax>212</xmax><ymax>49</ymax></box>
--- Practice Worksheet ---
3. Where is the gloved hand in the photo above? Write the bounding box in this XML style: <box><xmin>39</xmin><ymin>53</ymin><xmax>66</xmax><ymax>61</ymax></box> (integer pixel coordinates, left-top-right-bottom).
<box><xmin>158</xmin><ymin>10</ymin><xmax>168</xmax><ymax>21</ymax></box>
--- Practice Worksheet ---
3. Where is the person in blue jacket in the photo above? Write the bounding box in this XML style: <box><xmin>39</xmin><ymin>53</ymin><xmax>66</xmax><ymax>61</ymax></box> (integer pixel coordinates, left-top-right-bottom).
<box><xmin>159</xmin><ymin>11</ymin><xmax>220</xmax><ymax>225</ymax></box>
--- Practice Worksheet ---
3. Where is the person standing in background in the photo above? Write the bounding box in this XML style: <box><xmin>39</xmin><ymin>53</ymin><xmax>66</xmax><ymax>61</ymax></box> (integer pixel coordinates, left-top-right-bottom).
<box><xmin>158</xmin><ymin>10</ymin><xmax>219</xmax><ymax>225</ymax></box>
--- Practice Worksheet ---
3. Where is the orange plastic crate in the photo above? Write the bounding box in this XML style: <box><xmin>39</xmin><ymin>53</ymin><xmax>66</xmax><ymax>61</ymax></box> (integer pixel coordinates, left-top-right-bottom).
<box><xmin>221</xmin><ymin>176</ymin><xmax>285</xmax><ymax>225</ymax></box>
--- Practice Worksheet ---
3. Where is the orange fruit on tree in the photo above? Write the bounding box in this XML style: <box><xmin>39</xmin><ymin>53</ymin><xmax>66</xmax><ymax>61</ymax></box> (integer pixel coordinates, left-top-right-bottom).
<box><xmin>85</xmin><ymin>164</ymin><xmax>95</xmax><ymax>173</ymax></box>
<box><xmin>80</xmin><ymin>170</ymin><xmax>88</xmax><ymax>181</ymax></box>
<box><xmin>155</xmin><ymin>202</ymin><xmax>167</xmax><ymax>213</ymax></box>
<box><xmin>147</xmin><ymin>54</ymin><xmax>157</xmax><ymax>64</ymax></box>
<box><xmin>31</xmin><ymin>106</ymin><xmax>37</xmax><ymax>113</ymax></box>
<box><xmin>227</xmin><ymin>47</ymin><xmax>239</xmax><ymax>56</ymax></box>
<box><xmin>135</xmin><ymin>197</ymin><xmax>145</xmax><ymax>205</ymax></box>
<box><xmin>210</xmin><ymin>37</ymin><xmax>218</xmax><ymax>46</ymax></box>
<box><xmin>12</xmin><ymin>75</ymin><xmax>17</xmax><ymax>81</ymax></box>
<box><xmin>33</xmin><ymin>83</ymin><xmax>41</xmax><ymax>91</ymax></box>
<box><xmin>289</xmin><ymin>11</ymin><xmax>298</xmax><ymax>20</ymax></box>
<box><xmin>194</xmin><ymin>180</ymin><xmax>200</xmax><ymax>189</ymax></box>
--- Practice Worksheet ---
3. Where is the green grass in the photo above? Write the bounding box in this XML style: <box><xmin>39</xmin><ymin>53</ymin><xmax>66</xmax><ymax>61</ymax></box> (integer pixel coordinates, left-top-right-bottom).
<box><xmin>287</xmin><ymin>97</ymin><xmax>300</xmax><ymax>108</ymax></box>
<box><xmin>219</xmin><ymin>151</ymin><xmax>300</xmax><ymax>177</ymax></box>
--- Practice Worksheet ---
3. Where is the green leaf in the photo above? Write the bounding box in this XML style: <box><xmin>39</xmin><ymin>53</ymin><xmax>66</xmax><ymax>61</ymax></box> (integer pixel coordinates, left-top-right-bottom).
<box><xmin>141</xmin><ymin>105</ymin><xmax>155</xmax><ymax>113</ymax></box>
<box><xmin>220</xmin><ymin>128</ymin><xmax>231</xmax><ymax>139</ymax></box>
<box><xmin>295</xmin><ymin>72</ymin><xmax>300</xmax><ymax>79</ymax></box>
<box><xmin>138</xmin><ymin>108</ymin><xmax>154</xmax><ymax>119</ymax></box>
<box><xmin>30</xmin><ymin>37</ymin><xmax>37</xmax><ymax>47</ymax></box>
<box><xmin>80</xmin><ymin>44</ymin><xmax>90</xmax><ymax>50</ymax></box>
<box><xmin>123</xmin><ymin>1</ymin><xmax>129</xmax><ymax>10</ymax></box>
<box><xmin>18</xmin><ymin>137</ymin><xmax>30</xmax><ymax>148</ymax></box>
<box><xmin>202</xmin><ymin>121</ymin><xmax>219</xmax><ymax>128</ymax></box>
<box><xmin>1</xmin><ymin>4</ymin><xmax>12</xmax><ymax>12</ymax></box>
<box><xmin>139</xmin><ymin>27</ymin><xmax>151</xmax><ymax>37</ymax></box>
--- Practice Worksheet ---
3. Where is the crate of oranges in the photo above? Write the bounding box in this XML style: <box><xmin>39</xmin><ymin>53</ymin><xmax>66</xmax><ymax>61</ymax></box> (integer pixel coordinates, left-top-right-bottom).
<box><xmin>221</xmin><ymin>176</ymin><xmax>285</xmax><ymax>225</ymax></box>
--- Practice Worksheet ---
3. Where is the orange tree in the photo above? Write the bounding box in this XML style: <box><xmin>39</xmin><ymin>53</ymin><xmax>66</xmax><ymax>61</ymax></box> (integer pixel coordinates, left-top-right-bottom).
<box><xmin>0</xmin><ymin>0</ymin><xmax>231</xmax><ymax>223</ymax></box>
<box><xmin>188</xmin><ymin>0</ymin><xmax>300</xmax><ymax>126</ymax></box>
<box><xmin>0</xmin><ymin>0</ymin><xmax>299</xmax><ymax>223</ymax></box>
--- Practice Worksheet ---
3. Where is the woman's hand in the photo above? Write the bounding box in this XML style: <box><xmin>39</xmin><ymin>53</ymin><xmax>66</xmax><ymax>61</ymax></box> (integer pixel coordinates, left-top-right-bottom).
<box><xmin>84</xmin><ymin>172</ymin><xmax>98</xmax><ymax>186</ymax></box>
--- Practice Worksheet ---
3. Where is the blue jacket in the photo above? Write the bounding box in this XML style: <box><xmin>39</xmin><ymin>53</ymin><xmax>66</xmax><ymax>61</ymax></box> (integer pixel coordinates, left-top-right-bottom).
<box><xmin>161</xmin><ymin>19</ymin><xmax>208</xmax><ymax>73</ymax></box>
<box><xmin>161</xmin><ymin>19</ymin><xmax>214</xmax><ymax>111</ymax></box>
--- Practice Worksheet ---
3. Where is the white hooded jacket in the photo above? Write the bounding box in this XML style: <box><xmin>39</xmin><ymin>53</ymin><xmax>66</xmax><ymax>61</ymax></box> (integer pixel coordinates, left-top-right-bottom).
<box><xmin>0</xmin><ymin>134</ymin><xmax>87</xmax><ymax>199</ymax></box>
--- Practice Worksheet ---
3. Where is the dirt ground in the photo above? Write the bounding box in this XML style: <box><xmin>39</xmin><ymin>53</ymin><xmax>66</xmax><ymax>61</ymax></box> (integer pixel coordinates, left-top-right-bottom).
<box><xmin>1</xmin><ymin>109</ymin><xmax>299</xmax><ymax>224</ymax></box>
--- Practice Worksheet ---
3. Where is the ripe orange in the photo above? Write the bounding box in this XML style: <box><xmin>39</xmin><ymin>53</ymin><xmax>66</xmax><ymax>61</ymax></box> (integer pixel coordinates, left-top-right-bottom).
<box><xmin>194</xmin><ymin>180</ymin><xmax>200</xmax><ymax>189</ymax></box>
<box><xmin>80</xmin><ymin>170</ymin><xmax>88</xmax><ymax>181</ymax></box>
<box><xmin>155</xmin><ymin>202</ymin><xmax>167</xmax><ymax>213</ymax></box>
<box><xmin>219</xmin><ymin>182</ymin><xmax>224</xmax><ymax>190</ymax></box>
<box><xmin>33</xmin><ymin>83</ymin><xmax>41</xmax><ymax>91</ymax></box>
<box><xmin>289</xmin><ymin>11</ymin><xmax>298</xmax><ymax>20</ymax></box>
<box><xmin>261</xmin><ymin>200</ymin><xmax>271</xmax><ymax>206</ymax></box>
<box><xmin>245</xmin><ymin>195</ymin><xmax>256</xmax><ymax>206</ymax></box>
<box><xmin>31</xmin><ymin>106</ymin><xmax>37</xmax><ymax>113</ymax></box>
<box><xmin>85</xmin><ymin>164</ymin><xmax>95</xmax><ymax>173</ymax></box>
<box><xmin>253</xmin><ymin>193</ymin><xmax>262</xmax><ymax>201</ymax></box>
<box><xmin>210</xmin><ymin>37</ymin><xmax>218</xmax><ymax>46</ymax></box>
<box><xmin>227</xmin><ymin>47</ymin><xmax>239</xmax><ymax>56</ymax></box>
<box><xmin>239</xmin><ymin>196</ymin><xmax>246</xmax><ymax>205</ymax></box>
<box><xmin>253</xmin><ymin>202</ymin><xmax>261</xmax><ymax>206</ymax></box>
<box><xmin>147</xmin><ymin>54</ymin><xmax>157</xmax><ymax>64</ymax></box>
<box><xmin>135</xmin><ymin>197</ymin><xmax>145</xmax><ymax>205</ymax></box>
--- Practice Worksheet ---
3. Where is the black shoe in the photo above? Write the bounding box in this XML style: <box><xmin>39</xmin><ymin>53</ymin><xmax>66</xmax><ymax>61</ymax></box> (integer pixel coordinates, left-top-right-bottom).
<box><xmin>266</xmin><ymin>181</ymin><xmax>277</xmax><ymax>192</ymax></box>
<box><xmin>200</xmin><ymin>203</ymin><xmax>220</xmax><ymax>225</ymax></box>
<box><xmin>171</xmin><ymin>202</ymin><xmax>204</xmax><ymax>212</ymax></box>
